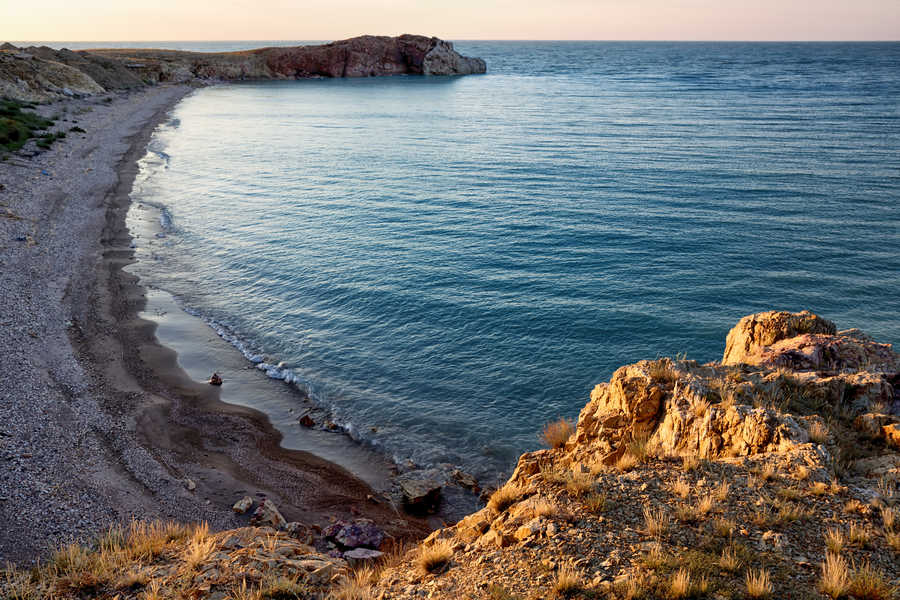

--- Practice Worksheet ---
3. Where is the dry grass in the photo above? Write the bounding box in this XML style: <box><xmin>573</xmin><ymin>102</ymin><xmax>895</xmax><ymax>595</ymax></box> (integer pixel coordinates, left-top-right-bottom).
<box><xmin>615</xmin><ymin>573</ymin><xmax>652</xmax><ymax>600</ymax></box>
<box><xmin>616</xmin><ymin>451</ymin><xmax>639</xmax><ymax>472</ymax></box>
<box><xmin>795</xmin><ymin>464</ymin><xmax>810</xmax><ymax>480</ymax></box>
<box><xmin>881</xmin><ymin>506</ymin><xmax>896</xmax><ymax>532</ymax></box>
<box><xmin>844</xmin><ymin>499</ymin><xmax>866</xmax><ymax>514</ymax></box>
<box><xmin>807</xmin><ymin>420</ymin><xmax>830</xmax><ymax>444</ymax></box>
<box><xmin>825</xmin><ymin>528</ymin><xmax>846</xmax><ymax>555</ymax></box>
<box><xmin>669</xmin><ymin>478</ymin><xmax>691</xmax><ymax>500</ymax></box>
<box><xmin>627</xmin><ymin>436</ymin><xmax>651</xmax><ymax>463</ymax></box>
<box><xmin>756</xmin><ymin>463</ymin><xmax>776</xmax><ymax>483</ymax></box>
<box><xmin>584</xmin><ymin>493</ymin><xmax>608</xmax><ymax>513</ymax></box>
<box><xmin>542</xmin><ymin>418</ymin><xmax>574</xmax><ymax>449</ymax></box>
<box><xmin>533</xmin><ymin>498</ymin><xmax>560</xmax><ymax>518</ymax></box>
<box><xmin>554</xmin><ymin>564</ymin><xmax>581</xmax><ymax>597</ymax></box>
<box><xmin>696</xmin><ymin>496</ymin><xmax>715</xmax><ymax>517</ymax></box>
<box><xmin>776</xmin><ymin>486</ymin><xmax>802</xmax><ymax>501</ymax></box>
<box><xmin>692</xmin><ymin>397</ymin><xmax>711</xmax><ymax>418</ymax></box>
<box><xmin>713</xmin><ymin>518</ymin><xmax>737</xmax><ymax>538</ymax></box>
<box><xmin>849</xmin><ymin>563</ymin><xmax>894</xmax><ymax>600</ymax></box>
<box><xmin>565</xmin><ymin>471</ymin><xmax>594</xmax><ymax>498</ymax></box>
<box><xmin>643</xmin><ymin>506</ymin><xmax>670</xmax><ymax>538</ymax></box>
<box><xmin>719</xmin><ymin>547</ymin><xmax>741</xmax><ymax>572</ymax></box>
<box><xmin>885</xmin><ymin>530</ymin><xmax>900</xmax><ymax>551</ymax></box>
<box><xmin>488</xmin><ymin>483</ymin><xmax>527</xmax><ymax>513</ymax></box>
<box><xmin>745</xmin><ymin>568</ymin><xmax>773</xmax><ymax>599</ymax></box>
<box><xmin>714</xmin><ymin>480</ymin><xmax>730</xmax><ymax>502</ymax></box>
<box><xmin>820</xmin><ymin>552</ymin><xmax>851</xmax><ymax>598</ymax></box>
<box><xmin>541</xmin><ymin>464</ymin><xmax>570</xmax><ymax>485</ymax></box>
<box><xmin>416</xmin><ymin>540</ymin><xmax>453</xmax><ymax>575</ymax></box>
<box><xmin>681</xmin><ymin>454</ymin><xmax>700</xmax><ymax>473</ymax></box>
<box><xmin>648</xmin><ymin>358</ymin><xmax>678</xmax><ymax>383</ymax></box>
<box><xmin>848</xmin><ymin>522</ymin><xmax>872</xmax><ymax>548</ymax></box>
<box><xmin>809</xmin><ymin>481</ymin><xmax>829</xmax><ymax>496</ymax></box>
<box><xmin>183</xmin><ymin>525</ymin><xmax>215</xmax><ymax>571</ymax></box>
<box><xmin>668</xmin><ymin>568</ymin><xmax>692</xmax><ymax>599</ymax></box>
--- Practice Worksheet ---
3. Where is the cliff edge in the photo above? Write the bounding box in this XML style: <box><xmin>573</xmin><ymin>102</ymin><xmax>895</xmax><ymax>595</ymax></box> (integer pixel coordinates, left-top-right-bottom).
<box><xmin>0</xmin><ymin>35</ymin><xmax>487</xmax><ymax>102</ymax></box>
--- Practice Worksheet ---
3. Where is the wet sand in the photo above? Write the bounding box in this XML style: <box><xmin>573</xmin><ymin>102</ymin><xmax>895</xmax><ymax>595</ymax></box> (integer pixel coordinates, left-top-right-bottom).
<box><xmin>0</xmin><ymin>84</ymin><xmax>428</xmax><ymax>564</ymax></box>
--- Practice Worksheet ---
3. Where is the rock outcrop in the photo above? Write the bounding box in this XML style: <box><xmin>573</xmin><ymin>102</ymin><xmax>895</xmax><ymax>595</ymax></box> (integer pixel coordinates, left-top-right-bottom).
<box><xmin>0</xmin><ymin>35</ymin><xmax>486</xmax><ymax>102</ymax></box>
<box><xmin>374</xmin><ymin>311</ymin><xmax>900</xmax><ymax>599</ymax></box>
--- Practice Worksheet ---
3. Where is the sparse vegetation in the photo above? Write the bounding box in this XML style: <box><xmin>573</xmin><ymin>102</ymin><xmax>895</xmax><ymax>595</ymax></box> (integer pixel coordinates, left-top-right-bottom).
<box><xmin>643</xmin><ymin>506</ymin><xmax>670</xmax><ymax>538</ymax></box>
<box><xmin>825</xmin><ymin>528</ymin><xmax>846</xmax><ymax>554</ymax></box>
<box><xmin>849</xmin><ymin>562</ymin><xmax>893</xmax><ymax>600</ymax></box>
<box><xmin>553</xmin><ymin>564</ymin><xmax>581</xmax><ymax>597</ymax></box>
<box><xmin>807</xmin><ymin>420</ymin><xmax>830</xmax><ymax>443</ymax></box>
<box><xmin>417</xmin><ymin>540</ymin><xmax>453</xmax><ymax>575</ymax></box>
<box><xmin>0</xmin><ymin>98</ymin><xmax>55</xmax><ymax>152</ymax></box>
<box><xmin>542</xmin><ymin>418</ymin><xmax>574</xmax><ymax>449</ymax></box>
<box><xmin>670</xmin><ymin>478</ymin><xmax>691</xmax><ymax>499</ymax></box>
<box><xmin>810</xmin><ymin>481</ymin><xmax>829</xmax><ymax>496</ymax></box>
<box><xmin>719</xmin><ymin>547</ymin><xmax>741</xmax><ymax>572</ymax></box>
<box><xmin>820</xmin><ymin>552</ymin><xmax>851</xmax><ymax>598</ymax></box>
<box><xmin>849</xmin><ymin>522</ymin><xmax>872</xmax><ymax>548</ymax></box>
<box><xmin>488</xmin><ymin>483</ymin><xmax>527</xmax><ymax>513</ymax></box>
<box><xmin>745</xmin><ymin>568</ymin><xmax>773</xmax><ymax>599</ymax></box>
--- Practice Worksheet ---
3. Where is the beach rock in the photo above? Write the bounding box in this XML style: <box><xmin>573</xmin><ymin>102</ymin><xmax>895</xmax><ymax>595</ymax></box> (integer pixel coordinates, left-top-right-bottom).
<box><xmin>250</xmin><ymin>498</ymin><xmax>287</xmax><ymax>529</ymax></box>
<box><xmin>722</xmin><ymin>310</ymin><xmax>836</xmax><ymax>366</ymax></box>
<box><xmin>397</xmin><ymin>472</ymin><xmax>443</xmax><ymax>513</ymax></box>
<box><xmin>232</xmin><ymin>496</ymin><xmax>254</xmax><ymax>514</ymax></box>
<box><xmin>322</xmin><ymin>519</ymin><xmax>385</xmax><ymax>549</ymax></box>
<box><xmin>343</xmin><ymin>548</ymin><xmax>384</xmax><ymax>565</ymax></box>
<box><xmin>298</xmin><ymin>414</ymin><xmax>315</xmax><ymax>428</ymax></box>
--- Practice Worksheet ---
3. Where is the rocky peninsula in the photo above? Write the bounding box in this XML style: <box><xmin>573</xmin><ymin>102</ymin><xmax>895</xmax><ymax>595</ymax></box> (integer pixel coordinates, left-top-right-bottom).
<box><xmin>0</xmin><ymin>35</ymin><xmax>486</xmax><ymax>102</ymax></box>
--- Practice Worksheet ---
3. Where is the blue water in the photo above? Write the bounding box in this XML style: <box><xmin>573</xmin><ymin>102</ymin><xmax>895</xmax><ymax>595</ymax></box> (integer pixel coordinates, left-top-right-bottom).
<box><xmin>129</xmin><ymin>42</ymin><xmax>900</xmax><ymax>480</ymax></box>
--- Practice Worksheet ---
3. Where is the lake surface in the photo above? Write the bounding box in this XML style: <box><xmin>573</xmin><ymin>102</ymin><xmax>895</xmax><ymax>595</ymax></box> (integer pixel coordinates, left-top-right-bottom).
<box><xmin>126</xmin><ymin>42</ymin><xmax>900</xmax><ymax>480</ymax></box>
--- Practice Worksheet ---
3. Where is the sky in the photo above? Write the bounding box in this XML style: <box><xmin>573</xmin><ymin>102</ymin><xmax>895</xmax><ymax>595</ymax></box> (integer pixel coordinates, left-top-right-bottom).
<box><xmin>3</xmin><ymin>0</ymin><xmax>899</xmax><ymax>41</ymax></box>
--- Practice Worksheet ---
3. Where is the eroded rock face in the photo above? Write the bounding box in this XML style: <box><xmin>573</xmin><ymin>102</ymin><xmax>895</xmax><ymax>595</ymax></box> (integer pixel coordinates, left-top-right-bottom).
<box><xmin>722</xmin><ymin>310</ymin><xmax>837</xmax><ymax>366</ymax></box>
<box><xmin>0</xmin><ymin>35</ymin><xmax>486</xmax><ymax>103</ymax></box>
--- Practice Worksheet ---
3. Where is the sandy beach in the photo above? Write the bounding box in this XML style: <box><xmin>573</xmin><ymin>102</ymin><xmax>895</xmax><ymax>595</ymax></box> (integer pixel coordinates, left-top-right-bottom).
<box><xmin>0</xmin><ymin>84</ymin><xmax>427</xmax><ymax>564</ymax></box>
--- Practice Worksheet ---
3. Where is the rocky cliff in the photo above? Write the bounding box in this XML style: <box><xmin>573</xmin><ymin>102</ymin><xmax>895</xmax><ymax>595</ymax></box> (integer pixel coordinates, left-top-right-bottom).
<box><xmin>0</xmin><ymin>35</ymin><xmax>486</xmax><ymax>102</ymax></box>
<box><xmin>3</xmin><ymin>311</ymin><xmax>898</xmax><ymax>599</ymax></box>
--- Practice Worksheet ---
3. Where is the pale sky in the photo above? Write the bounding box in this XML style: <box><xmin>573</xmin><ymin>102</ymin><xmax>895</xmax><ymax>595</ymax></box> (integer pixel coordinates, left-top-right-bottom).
<box><xmin>3</xmin><ymin>0</ymin><xmax>899</xmax><ymax>41</ymax></box>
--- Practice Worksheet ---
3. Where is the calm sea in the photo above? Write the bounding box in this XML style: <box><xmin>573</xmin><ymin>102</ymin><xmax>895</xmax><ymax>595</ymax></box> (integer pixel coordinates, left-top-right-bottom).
<box><xmin>120</xmin><ymin>41</ymin><xmax>899</xmax><ymax>480</ymax></box>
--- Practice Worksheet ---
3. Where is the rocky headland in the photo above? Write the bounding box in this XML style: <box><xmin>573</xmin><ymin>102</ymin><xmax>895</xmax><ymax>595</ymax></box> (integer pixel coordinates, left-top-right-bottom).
<box><xmin>2</xmin><ymin>310</ymin><xmax>898</xmax><ymax>598</ymax></box>
<box><xmin>0</xmin><ymin>35</ymin><xmax>486</xmax><ymax>102</ymax></box>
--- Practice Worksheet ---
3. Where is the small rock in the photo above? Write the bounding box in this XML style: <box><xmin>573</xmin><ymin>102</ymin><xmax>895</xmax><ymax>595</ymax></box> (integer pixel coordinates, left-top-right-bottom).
<box><xmin>298</xmin><ymin>414</ymin><xmax>315</xmax><ymax>428</ymax></box>
<box><xmin>232</xmin><ymin>496</ymin><xmax>253</xmax><ymax>514</ymax></box>
<box><xmin>184</xmin><ymin>478</ymin><xmax>196</xmax><ymax>491</ymax></box>
<box><xmin>250</xmin><ymin>498</ymin><xmax>287</xmax><ymax>529</ymax></box>
<box><xmin>343</xmin><ymin>548</ymin><xmax>384</xmax><ymax>565</ymax></box>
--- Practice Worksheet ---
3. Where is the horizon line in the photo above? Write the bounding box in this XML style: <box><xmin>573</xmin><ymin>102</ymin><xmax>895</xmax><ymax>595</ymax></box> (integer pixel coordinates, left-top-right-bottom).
<box><xmin>7</xmin><ymin>38</ymin><xmax>900</xmax><ymax>44</ymax></box>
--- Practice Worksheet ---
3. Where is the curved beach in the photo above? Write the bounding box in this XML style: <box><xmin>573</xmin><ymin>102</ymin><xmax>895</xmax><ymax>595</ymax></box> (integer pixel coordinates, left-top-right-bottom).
<box><xmin>0</xmin><ymin>84</ymin><xmax>427</xmax><ymax>563</ymax></box>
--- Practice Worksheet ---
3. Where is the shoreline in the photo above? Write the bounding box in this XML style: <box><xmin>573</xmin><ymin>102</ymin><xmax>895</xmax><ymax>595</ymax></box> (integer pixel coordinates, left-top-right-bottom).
<box><xmin>0</xmin><ymin>84</ymin><xmax>429</xmax><ymax>564</ymax></box>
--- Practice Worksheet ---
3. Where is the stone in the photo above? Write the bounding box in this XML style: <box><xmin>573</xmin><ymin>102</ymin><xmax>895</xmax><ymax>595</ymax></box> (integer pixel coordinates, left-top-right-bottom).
<box><xmin>250</xmin><ymin>498</ymin><xmax>287</xmax><ymax>529</ymax></box>
<box><xmin>232</xmin><ymin>496</ymin><xmax>253</xmax><ymax>514</ymax></box>
<box><xmin>322</xmin><ymin>519</ymin><xmax>385</xmax><ymax>549</ymax></box>
<box><xmin>722</xmin><ymin>310</ymin><xmax>836</xmax><ymax>366</ymax></box>
<box><xmin>298</xmin><ymin>414</ymin><xmax>315</xmax><ymax>427</ymax></box>
<box><xmin>284</xmin><ymin>522</ymin><xmax>314</xmax><ymax>544</ymax></box>
<box><xmin>397</xmin><ymin>473</ymin><xmax>442</xmax><ymax>513</ymax></box>
<box><xmin>184</xmin><ymin>478</ymin><xmax>196</xmax><ymax>491</ymax></box>
<box><xmin>343</xmin><ymin>548</ymin><xmax>384</xmax><ymax>565</ymax></box>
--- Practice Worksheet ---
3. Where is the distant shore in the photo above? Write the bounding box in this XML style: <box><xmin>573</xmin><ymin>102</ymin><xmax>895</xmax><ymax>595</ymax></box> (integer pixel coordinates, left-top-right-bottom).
<box><xmin>0</xmin><ymin>84</ymin><xmax>428</xmax><ymax>563</ymax></box>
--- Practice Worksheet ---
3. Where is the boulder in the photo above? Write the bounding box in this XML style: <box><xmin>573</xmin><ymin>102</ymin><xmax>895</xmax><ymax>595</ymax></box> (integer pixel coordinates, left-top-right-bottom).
<box><xmin>322</xmin><ymin>519</ymin><xmax>385</xmax><ymax>549</ymax></box>
<box><xmin>250</xmin><ymin>498</ymin><xmax>287</xmax><ymax>529</ymax></box>
<box><xmin>396</xmin><ymin>472</ymin><xmax>443</xmax><ymax>513</ymax></box>
<box><xmin>722</xmin><ymin>310</ymin><xmax>836</xmax><ymax>366</ymax></box>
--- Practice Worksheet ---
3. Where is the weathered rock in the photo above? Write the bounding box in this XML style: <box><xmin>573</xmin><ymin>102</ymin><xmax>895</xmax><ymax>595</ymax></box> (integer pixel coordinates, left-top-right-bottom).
<box><xmin>284</xmin><ymin>521</ymin><xmax>314</xmax><ymax>544</ymax></box>
<box><xmin>884</xmin><ymin>424</ymin><xmax>900</xmax><ymax>450</ymax></box>
<box><xmin>250</xmin><ymin>498</ymin><xmax>287</xmax><ymax>529</ymax></box>
<box><xmin>722</xmin><ymin>310</ymin><xmax>836</xmax><ymax>366</ymax></box>
<box><xmin>396</xmin><ymin>472</ymin><xmax>442</xmax><ymax>513</ymax></box>
<box><xmin>322</xmin><ymin>519</ymin><xmax>385</xmax><ymax>549</ymax></box>
<box><xmin>232</xmin><ymin>496</ymin><xmax>254</xmax><ymax>514</ymax></box>
<box><xmin>343</xmin><ymin>548</ymin><xmax>384</xmax><ymax>565</ymax></box>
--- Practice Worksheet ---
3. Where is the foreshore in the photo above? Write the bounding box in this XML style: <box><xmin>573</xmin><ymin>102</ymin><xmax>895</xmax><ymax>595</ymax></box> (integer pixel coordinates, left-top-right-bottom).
<box><xmin>0</xmin><ymin>84</ymin><xmax>428</xmax><ymax>564</ymax></box>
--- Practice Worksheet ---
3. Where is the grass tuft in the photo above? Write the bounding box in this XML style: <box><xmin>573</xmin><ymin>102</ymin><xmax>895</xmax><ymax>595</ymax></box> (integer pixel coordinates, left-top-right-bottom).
<box><xmin>542</xmin><ymin>419</ymin><xmax>574</xmax><ymax>449</ymax></box>
<box><xmin>416</xmin><ymin>540</ymin><xmax>453</xmax><ymax>575</ymax></box>
<box><xmin>488</xmin><ymin>483</ymin><xmax>527</xmax><ymax>513</ymax></box>
<box><xmin>745</xmin><ymin>568</ymin><xmax>773</xmax><ymax>599</ymax></box>
<box><xmin>643</xmin><ymin>506</ymin><xmax>670</xmax><ymax>538</ymax></box>
<box><xmin>820</xmin><ymin>552</ymin><xmax>850</xmax><ymax>599</ymax></box>
<box><xmin>553</xmin><ymin>564</ymin><xmax>581</xmax><ymax>597</ymax></box>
